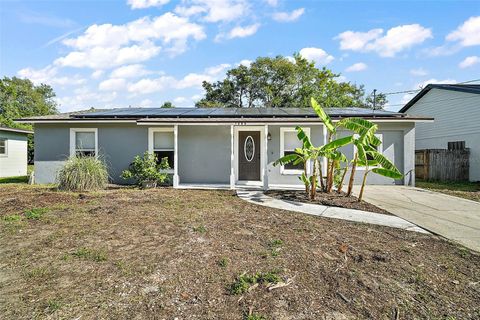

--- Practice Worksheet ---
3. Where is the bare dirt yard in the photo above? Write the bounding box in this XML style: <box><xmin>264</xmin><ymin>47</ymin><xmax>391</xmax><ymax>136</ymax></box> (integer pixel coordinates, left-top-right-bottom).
<box><xmin>1</xmin><ymin>184</ymin><xmax>479</xmax><ymax>319</ymax></box>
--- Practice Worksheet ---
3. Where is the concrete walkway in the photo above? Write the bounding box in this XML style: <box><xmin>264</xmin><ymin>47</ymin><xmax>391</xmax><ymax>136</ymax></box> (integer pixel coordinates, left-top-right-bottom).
<box><xmin>353</xmin><ymin>186</ymin><xmax>480</xmax><ymax>252</ymax></box>
<box><xmin>237</xmin><ymin>190</ymin><xmax>428</xmax><ymax>233</ymax></box>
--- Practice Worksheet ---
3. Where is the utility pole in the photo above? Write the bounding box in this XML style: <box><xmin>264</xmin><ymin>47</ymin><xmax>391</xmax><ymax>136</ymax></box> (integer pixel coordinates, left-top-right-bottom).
<box><xmin>372</xmin><ymin>89</ymin><xmax>377</xmax><ymax>110</ymax></box>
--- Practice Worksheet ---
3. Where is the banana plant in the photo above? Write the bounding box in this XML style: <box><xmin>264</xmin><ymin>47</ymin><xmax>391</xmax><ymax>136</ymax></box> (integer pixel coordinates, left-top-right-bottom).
<box><xmin>357</xmin><ymin>145</ymin><xmax>403</xmax><ymax>202</ymax></box>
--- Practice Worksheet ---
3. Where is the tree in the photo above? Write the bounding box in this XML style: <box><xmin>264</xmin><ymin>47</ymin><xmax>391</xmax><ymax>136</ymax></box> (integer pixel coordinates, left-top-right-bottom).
<box><xmin>196</xmin><ymin>54</ymin><xmax>387</xmax><ymax>109</ymax></box>
<box><xmin>0</xmin><ymin>77</ymin><xmax>59</xmax><ymax>162</ymax></box>
<box><xmin>161</xmin><ymin>101</ymin><xmax>174</xmax><ymax>108</ymax></box>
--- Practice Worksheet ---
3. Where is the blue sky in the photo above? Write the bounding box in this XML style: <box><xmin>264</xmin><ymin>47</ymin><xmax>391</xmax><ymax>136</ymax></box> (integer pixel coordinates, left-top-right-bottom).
<box><xmin>1</xmin><ymin>0</ymin><xmax>479</xmax><ymax>112</ymax></box>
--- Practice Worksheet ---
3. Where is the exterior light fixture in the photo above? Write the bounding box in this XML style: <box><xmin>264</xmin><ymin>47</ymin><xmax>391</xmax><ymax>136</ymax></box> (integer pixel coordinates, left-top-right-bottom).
<box><xmin>267</xmin><ymin>132</ymin><xmax>272</xmax><ymax>140</ymax></box>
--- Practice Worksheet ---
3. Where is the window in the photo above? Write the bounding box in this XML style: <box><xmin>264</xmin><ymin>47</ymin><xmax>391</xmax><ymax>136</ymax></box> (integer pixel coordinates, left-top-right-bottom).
<box><xmin>149</xmin><ymin>128</ymin><xmax>174</xmax><ymax>171</ymax></box>
<box><xmin>280</xmin><ymin>127</ymin><xmax>310</xmax><ymax>175</ymax></box>
<box><xmin>354</xmin><ymin>133</ymin><xmax>383</xmax><ymax>168</ymax></box>
<box><xmin>0</xmin><ymin>138</ymin><xmax>7</xmax><ymax>156</ymax></box>
<box><xmin>70</xmin><ymin>128</ymin><xmax>97</xmax><ymax>157</ymax></box>
<box><xmin>448</xmin><ymin>141</ymin><xmax>465</xmax><ymax>150</ymax></box>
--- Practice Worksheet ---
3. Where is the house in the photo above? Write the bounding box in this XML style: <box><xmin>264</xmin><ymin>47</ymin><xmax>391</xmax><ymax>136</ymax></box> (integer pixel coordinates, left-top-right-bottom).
<box><xmin>400</xmin><ymin>84</ymin><xmax>480</xmax><ymax>182</ymax></box>
<box><xmin>0</xmin><ymin>126</ymin><xmax>32</xmax><ymax>178</ymax></box>
<box><xmin>18</xmin><ymin>107</ymin><xmax>431</xmax><ymax>189</ymax></box>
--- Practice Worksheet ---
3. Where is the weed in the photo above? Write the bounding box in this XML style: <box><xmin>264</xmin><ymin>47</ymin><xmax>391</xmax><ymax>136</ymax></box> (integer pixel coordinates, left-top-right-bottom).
<box><xmin>268</xmin><ymin>239</ymin><xmax>284</xmax><ymax>257</ymax></box>
<box><xmin>458</xmin><ymin>247</ymin><xmax>471</xmax><ymax>259</ymax></box>
<box><xmin>228</xmin><ymin>270</ymin><xmax>281</xmax><ymax>295</ymax></box>
<box><xmin>245</xmin><ymin>314</ymin><xmax>267</xmax><ymax>320</ymax></box>
<box><xmin>193</xmin><ymin>225</ymin><xmax>207</xmax><ymax>233</ymax></box>
<box><xmin>71</xmin><ymin>247</ymin><xmax>107</xmax><ymax>262</ymax></box>
<box><xmin>25</xmin><ymin>266</ymin><xmax>54</xmax><ymax>279</ymax></box>
<box><xmin>24</xmin><ymin>208</ymin><xmax>49</xmax><ymax>220</ymax></box>
<box><xmin>3</xmin><ymin>214</ymin><xmax>22</xmax><ymax>222</ymax></box>
<box><xmin>217</xmin><ymin>257</ymin><xmax>229</xmax><ymax>268</ymax></box>
<box><xmin>45</xmin><ymin>299</ymin><xmax>62</xmax><ymax>313</ymax></box>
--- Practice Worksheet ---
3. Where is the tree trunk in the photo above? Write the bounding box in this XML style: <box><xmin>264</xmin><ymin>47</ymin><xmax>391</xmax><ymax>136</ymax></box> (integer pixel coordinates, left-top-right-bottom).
<box><xmin>346</xmin><ymin>153</ymin><xmax>358</xmax><ymax>197</ymax></box>
<box><xmin>304</xmin><ymin>162</ymin><xmax>309</xmax><ymax>194</ymax></box>
<box><xmin>337</xmin><ymin>165</ymin><xmax>348</xmax><ymax>193</ymax></box>
<box><xmin>358</xmin><ymin>170</ymin><xmax>369</xmax><ymax>202</ymax></box>
<box><xmin>327</xmin><ymin>160</ymin><xmax>335</xmax><ymax>193</ymax></box>
<box><xmin>318</xmin><ymin>159</ymin><xmax>325</xmax><ymax>193</ymax></box>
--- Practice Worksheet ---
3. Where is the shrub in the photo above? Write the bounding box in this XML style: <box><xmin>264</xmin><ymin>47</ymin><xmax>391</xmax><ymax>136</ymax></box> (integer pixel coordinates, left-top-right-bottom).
<box><xmin>57</xmin><ymin>156</ymin><xmax>109</xmax><ymax>192</ymax></box>
<box><xmin>121</xmin><ymin>152</ymin><xmax>170</xmax><ymax>187</ymax></box>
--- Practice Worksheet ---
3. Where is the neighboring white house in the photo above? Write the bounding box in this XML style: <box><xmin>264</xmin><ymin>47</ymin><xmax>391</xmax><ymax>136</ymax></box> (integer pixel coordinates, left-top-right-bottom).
<box><xmin>400</xmin><ymin>84</ymin><xmax>480</xmax><ymax>181</ymax></box>
<box><xmin>0</xmin><ymin>126</ymin><xmax>32</xmax><ymax>178</ymax></box>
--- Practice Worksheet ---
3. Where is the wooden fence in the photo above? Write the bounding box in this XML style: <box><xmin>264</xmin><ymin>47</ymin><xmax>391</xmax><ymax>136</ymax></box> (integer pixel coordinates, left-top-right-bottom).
<box><xmin>415</xmin><ymin>149</ymin><xmax>470</xmax><ymax>181</ymax></box>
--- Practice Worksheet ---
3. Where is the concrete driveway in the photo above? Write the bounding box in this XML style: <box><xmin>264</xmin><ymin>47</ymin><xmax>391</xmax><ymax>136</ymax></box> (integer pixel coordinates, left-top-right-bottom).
<box><xmin>355</xmin><ymin>186</ymin><xmax>480</xmax><ymax>252</ymax></box>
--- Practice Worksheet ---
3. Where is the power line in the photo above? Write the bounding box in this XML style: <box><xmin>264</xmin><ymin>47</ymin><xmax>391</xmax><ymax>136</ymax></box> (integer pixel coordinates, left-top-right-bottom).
<box><xmin>386</xmin><ymin>94</ymin><xmax>480</xmax><ymax>108</ymax></box>
<box><xmin>380</xmin><ymin>78</ymin><xmax>480</xmax><ymax>96</ymax></box>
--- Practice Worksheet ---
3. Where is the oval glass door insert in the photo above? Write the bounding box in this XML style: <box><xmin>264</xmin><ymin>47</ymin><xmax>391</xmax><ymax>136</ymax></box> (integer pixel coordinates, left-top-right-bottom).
<box><xmin>244</xmin><ymin>136</ymin><xmax>255</xmax><ymax>162</ymax></box>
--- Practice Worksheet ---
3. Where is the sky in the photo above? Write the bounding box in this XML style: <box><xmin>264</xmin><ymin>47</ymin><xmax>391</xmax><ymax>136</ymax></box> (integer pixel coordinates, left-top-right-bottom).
<box><xmin>1</xmin><ymin>0</ymin><xmax>479</xmax><ymax>112</ymax></box>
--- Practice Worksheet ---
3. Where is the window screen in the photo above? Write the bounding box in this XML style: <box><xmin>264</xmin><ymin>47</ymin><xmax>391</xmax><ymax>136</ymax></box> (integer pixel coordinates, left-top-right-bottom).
<box><xmin>74</xmin><ymin>131</ymin><xmax>96</xmax><ymax>157</ymax></box>
<box><xmin>154</xmin><ymin>131</ymin><xmax>174</xmax><ymax>149</ymax></box>
<box><xmin>448</xmin><ymin>141</ymin><xmax>465</xmax><ymax>150</ymax></box>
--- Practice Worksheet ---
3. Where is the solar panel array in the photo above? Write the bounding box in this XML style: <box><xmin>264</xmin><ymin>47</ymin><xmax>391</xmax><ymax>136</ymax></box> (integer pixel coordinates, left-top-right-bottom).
<box><xmin>72</xmin><ymin>107</ymin><xmax>403</xmax><ymax>119</ymax></box>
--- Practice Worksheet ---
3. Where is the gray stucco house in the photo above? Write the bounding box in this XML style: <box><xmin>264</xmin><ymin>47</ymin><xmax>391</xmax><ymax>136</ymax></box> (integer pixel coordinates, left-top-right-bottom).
<box><xmin>0</xmin><ymin>126</ymin><xmax>32</xmax><ymax>178</ymax></box>
<box><xmin>19</xmin><ymin>107</ymin><xmax>431</xmax><ymax>189</ymax></box>
<box><xmin>400</xmin><ymin>84</ymin><xmax>480</xmax><ymax>182</ymax></box>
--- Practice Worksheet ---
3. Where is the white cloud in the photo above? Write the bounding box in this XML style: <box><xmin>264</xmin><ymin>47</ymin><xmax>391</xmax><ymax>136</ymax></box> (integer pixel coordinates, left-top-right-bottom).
<box><xmin>110</xmin><ymin>64</ymin><xmax>151</xmax><ymax>78</ymax></box>
<box><xmin>99</xmin><ymin>78</ymin><xmax>127</xmax><ymax>91</ymax></box>
<box><xmin>176</xmin><ymin>0</ymin><xmax>248</xmax><ymax>23</ymax></box>
<box><xmin>91</xmin><ymin>70</ymin><xmax>104</xmax><ymax>79</ymax></box>
<box><xmin>345</xmin><ymin>62</ymin><xmax>367</xmax><ymax>72</ymax></box>
<box><xmin>127</xmin><ymin>0</ymin><xmax>170</xmax><ymax>9</ymax></box>
<box><xmin>55</xmin><ymin>13</ymin><xmax>206</xmax><ymax>69</ymax></box>
<box><xmin>219</xmin><ymin>23</ymin><xmax>260</xmax><ymax>40</ymax></box>
<box><xmin>336</xmin><ymin>24</ymin><xmax>432</xmax><ymax>57</ymax></box>
<box><xmin>127</xmin><ymin>62</ymin><xmax>230</xmax><ymax>94</ymax></box>
<box><xmin>272</xmin><ymin>8</ymin><xmax>305</xmax><ymax>22</ymax></box>
<box><xmin>127</xmin><ymin>76</ymin><xmax>175</xmax><ymax>94</ymax></box>
<box><xmin>238</xmin><ymin>59</ymin><xmax>253</xmax><ymax>67</ymax></box>
<box><xmin>416</xmin><ymin>78</ymin><xmax>456</xmax><ymax>89</ymax></box>
<box><xmin>140</xmin><ymin>98</ymin><xmax>153</xmax><ymax>107</ymax></box>
<box><xmin>173</xmin><ymin>96</ymin><xmax>188</xmax><ymax>104</ymax></box>
<box><xmin>265</xmin><ymin>0</ymin><xmax>278</xmax><ymax>6</ymax></box>
<box><xmin>56</xmin><ymin>87</ymin><xmax>118</xmax><ymax>111</ymax></box>
<box><xmin>410</xmin><ymin>68</ymin><xmax>428</xmax><ymax>76</ymax></box>
<box><xmin>459</xmin><ymin>56</ymin><xmax>480</xmax><ymax>68</ymax></box>
<box><xmin>446</xmin><ymin>16</ymin><xmax>480</xmax><ymax>47</ymax></box>
<box><xmin>299</xmin><ymin>47</ymin><xmax>334</xmax><ymax>65</ymax></box>
<box><xmin>17</xmin><ymin>65</ymin><xmax>85</xmax><ymax>86</ymax></box>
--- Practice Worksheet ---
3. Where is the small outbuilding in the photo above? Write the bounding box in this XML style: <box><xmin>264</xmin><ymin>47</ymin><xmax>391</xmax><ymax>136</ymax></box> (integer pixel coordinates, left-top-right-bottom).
<box><xmin>0</xmin><ymin>126</ymin><xmax>32</xmax><ymax>178</ymax></box>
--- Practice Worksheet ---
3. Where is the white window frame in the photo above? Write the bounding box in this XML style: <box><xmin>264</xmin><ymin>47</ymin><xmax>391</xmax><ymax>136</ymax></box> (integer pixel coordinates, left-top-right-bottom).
<box><xmin>70</xmin><ymin>128</ymin><xmax>98</xmax><ymax>157</ymax></box>
<box><xmin>0</xmin><ymin>138</ymin><xmax>7</xmax><ymax>157</ymax></box>
<box><xmin>148</xmin><ymin>127</ymin><xmax>175</xmax><ymax>174</ymax></box>
<box><xmin>354</xmin><ymin>133</ymin><xmax>383</xmax><ymax>170</ymax></box>
<box><xmin>280</xmin><ymin>127</ymin><xmax>311</xmax><ymax>175</ymax></box>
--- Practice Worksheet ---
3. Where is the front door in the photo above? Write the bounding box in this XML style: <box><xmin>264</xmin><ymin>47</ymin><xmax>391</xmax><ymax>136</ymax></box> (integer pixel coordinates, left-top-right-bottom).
<box><xmin>238</xmin><ymin>131</ymin><xmax>261</xmax><ymax>181</ymax></box>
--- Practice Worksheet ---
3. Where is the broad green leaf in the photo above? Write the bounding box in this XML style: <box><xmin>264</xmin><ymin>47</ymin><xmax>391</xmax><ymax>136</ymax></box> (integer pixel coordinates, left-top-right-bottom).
<box><xmin>273</xmin><ymin>153</ymin><xmax>300</xmax><ymax>167</ymax></box>
<box><xmin>372</xmin><ymin>167</ymin><xmax>403</xmax><ymax>179</ymax></box>
<box><xmin>311</xmin><ymin>97</ymin><xmax>335</xmax><ymax>133</ymax></box>
<box><xmin>354</xmin><ymin>141</ymin><xmax>367</xmax><ymax>164</ymax></box>
<box><xmin>322</xmin><ymin>135</ymin><xmax>354</xmax><ymax>151</ymax></box>
<box><xmin>295</xmin><ymin>126</ymin><xmax>313</xmax><ymax>149</ymax></box>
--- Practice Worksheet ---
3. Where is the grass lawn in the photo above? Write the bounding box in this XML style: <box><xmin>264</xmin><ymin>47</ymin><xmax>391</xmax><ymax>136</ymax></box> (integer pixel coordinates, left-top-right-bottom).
<box><xmin>0</xmin><ymin>185</ymin><xmax>479</xmax><ymax>319</ymax></box>
<box><xmin>416</xmin><ymin>179</ymin><xmax>480</xmax><ymax>202</ymax></box>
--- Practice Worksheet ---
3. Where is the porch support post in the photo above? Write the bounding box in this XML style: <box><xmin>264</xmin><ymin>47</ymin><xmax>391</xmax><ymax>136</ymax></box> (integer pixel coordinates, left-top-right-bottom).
<box><xmin>230</xmin><ymin>125</ymin><xmax>235</xmax><ymax>189</ymax></box>
<box><xmin>173</xmin><ymin>124</ymin><xmax>179</xmax><ymax>188</ymax></box>
<box><xmin>263</xmin><ymin>124</ymin><xmax>269</xmax><ymax>191</ymax></box>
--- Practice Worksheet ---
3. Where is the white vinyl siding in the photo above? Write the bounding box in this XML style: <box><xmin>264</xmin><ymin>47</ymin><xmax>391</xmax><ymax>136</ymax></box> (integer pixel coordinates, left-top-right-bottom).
<box><xmin>406</xmin><ymin>88</ymin><xmax>480</xmax><ymax>181</ymax></box>
<box><xmin>0</xmin><ymin>133</ymin><xmax>28</xmax><ymax>178</ymax></box>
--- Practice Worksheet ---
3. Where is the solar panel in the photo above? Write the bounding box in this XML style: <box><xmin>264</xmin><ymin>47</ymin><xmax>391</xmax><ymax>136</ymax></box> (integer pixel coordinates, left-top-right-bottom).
<box><xmin>74</xmin><ymin>107</ymin><xmax>402</xmax><ymax>119</ymax></box>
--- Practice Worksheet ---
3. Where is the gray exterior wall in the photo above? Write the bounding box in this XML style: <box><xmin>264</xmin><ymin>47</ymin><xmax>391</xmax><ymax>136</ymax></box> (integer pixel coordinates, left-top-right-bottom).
<box><xmin>405</xmin><ymin>88</ymin><xmax>480</xmax><ymax>181</ymax></box>
<box><xmin>0</xmin><ymin>131</ymin><xmax>28</xmax><ymax>178</ymax></box>
<box><xmin>34</xmin><ymin>121</ymin><xmax>415</xmax><ymax>186</ymax></box>
<box><xmin>178</xmin><ymin>125</ymin><xmax>231</xmax><ymax>184</ymax></box>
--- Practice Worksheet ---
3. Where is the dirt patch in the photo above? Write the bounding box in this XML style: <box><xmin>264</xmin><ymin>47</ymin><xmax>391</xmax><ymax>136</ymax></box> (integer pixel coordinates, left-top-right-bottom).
<box><xmin>1</xmin><ymin>185</ymin><xmax>479</xmax><ymax>319</ymax></box>
<box><xmin>266</xmin><ymin>189</ymin><xmax>391</xmax><ymax>215</ymax></box>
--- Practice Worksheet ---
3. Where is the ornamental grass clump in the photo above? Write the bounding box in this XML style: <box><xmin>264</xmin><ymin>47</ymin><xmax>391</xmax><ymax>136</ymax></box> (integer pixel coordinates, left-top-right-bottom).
<box><xmin>57</xmin><ymin>156</ymin><xmax>109</xmax><ymax>192</ymax></box>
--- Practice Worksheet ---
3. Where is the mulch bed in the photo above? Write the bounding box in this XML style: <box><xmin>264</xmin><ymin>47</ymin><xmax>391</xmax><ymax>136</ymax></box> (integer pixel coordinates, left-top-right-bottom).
<box><xmin>266</xmin><ymin>189</ymin><xmax>392</xmax><ymax>215</ymax></box>
<box><xmin>1</xmin><ymin>185</ymin><xmax>479</xmax><ymax>319</ymax></box>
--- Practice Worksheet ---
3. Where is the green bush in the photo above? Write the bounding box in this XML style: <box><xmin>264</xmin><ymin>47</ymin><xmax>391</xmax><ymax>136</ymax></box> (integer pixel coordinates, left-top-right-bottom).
<box><xmin>57</xmin><ymin>156</ymin><xmax>109</xmax><ymax>192</ymax></box>
<box><xmin>121</xmin><ymin>152</ymin><xmax>170</xmax><ymax>187</ymax></box>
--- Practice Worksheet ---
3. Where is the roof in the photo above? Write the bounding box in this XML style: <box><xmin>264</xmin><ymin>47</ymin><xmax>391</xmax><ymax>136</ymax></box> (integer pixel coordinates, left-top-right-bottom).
<box><xmin>0</xmin><ymin>125</ymin><xmax>33</xmax><ymax>134</ymax></box>
<box><xmin>17</xmin><ymin>107</ymin><xmax>432</xmax><ymax>123</ymax></box>
<box><xmin>399</xmin><ymin>84</ymin><xmax>480</xmax><ymax>113</ymax></box>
